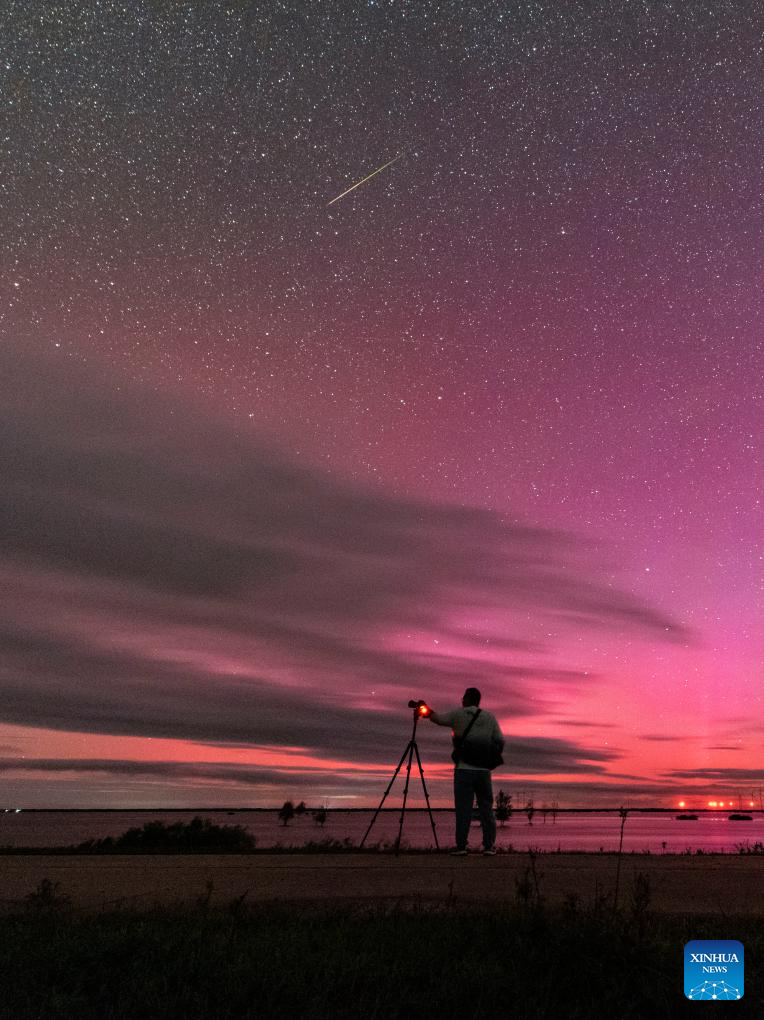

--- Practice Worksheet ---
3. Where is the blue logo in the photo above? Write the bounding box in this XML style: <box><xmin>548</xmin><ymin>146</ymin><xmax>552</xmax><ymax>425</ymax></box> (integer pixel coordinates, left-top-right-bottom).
<box><xmin>684</xmin><ymin>940</ymin><xmax>744</xmax><ymax>1000</ymax></box>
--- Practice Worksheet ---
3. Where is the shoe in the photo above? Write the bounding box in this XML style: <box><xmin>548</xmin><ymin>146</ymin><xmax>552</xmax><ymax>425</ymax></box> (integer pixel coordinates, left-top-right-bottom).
<box><xmin>482</xmin><ymin>847</ymin><xmax>496</xmax><ymax>856</ymax></box>
<box><xmin>449</xmin><ymin>849</ymin><xmax>469</xmax><ymax>856</ymax></box>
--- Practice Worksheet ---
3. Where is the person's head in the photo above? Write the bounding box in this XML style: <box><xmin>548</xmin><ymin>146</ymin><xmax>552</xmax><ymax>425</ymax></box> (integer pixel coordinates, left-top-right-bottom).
<box><xmin>462</xmin><ymin>687</ymin><xmax>481</xmax><ymax>707</ymax></box>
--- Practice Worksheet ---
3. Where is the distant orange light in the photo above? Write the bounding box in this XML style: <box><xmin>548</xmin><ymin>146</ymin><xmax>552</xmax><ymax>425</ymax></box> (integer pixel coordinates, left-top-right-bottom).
<box><xmin>750</xmin><ymin>802</ymin><xmax>755</xmax><ymax>807</ymax></box>
<box><xmin>678</xmin><ymin>801</ymin><xmax>686</xmax><ymax>808</ymax></box>
<box><xmin>418</xmin><ymin>704</ymin><xmax>431</xmax><ymax>717</ymax></box>
<box><xmin>708</xmin><ymin>800</ymin><xmax>717</xmax><ymax>807</ymax></box>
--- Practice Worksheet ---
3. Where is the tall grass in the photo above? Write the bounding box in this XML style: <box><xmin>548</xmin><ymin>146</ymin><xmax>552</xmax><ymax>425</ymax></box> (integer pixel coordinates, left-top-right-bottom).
<box><xmin>3</xmin><ymin>875</ymin><xmax>761</xmax><ymax>1019</ymax></box>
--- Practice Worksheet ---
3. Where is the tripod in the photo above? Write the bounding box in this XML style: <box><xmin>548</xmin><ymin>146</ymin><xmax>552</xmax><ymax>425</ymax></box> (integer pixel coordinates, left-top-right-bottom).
<box><xmin>360</xmin><ymin>705</ymin><xmax>439</xmax><ymax>853</ymax></box>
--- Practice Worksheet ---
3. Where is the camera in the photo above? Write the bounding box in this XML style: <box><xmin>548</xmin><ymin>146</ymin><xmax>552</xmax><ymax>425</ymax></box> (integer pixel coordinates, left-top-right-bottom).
<box><xmin>408</xmin><ymin>699</ymin><xmax>432</xmax><ymax>717</ymax></box>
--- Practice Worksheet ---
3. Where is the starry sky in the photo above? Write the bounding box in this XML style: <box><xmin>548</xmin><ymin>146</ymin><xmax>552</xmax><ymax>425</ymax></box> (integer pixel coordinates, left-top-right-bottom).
<box><xmin>1</xmin><ymin>2</ymin><xmax>762</xmax><ymax>808</ymax></box>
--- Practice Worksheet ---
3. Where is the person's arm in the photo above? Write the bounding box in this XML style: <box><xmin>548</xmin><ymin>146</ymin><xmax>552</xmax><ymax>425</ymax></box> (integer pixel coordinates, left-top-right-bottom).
<box><xmin>428</xmin><ymin>709</ymin><xmax>457</xmax><ymax>728</ymax></box>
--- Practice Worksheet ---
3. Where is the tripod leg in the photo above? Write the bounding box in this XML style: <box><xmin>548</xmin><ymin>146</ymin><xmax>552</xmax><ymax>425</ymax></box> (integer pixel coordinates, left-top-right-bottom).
<box><xmin>393</xmin><ymin>742</ymin><xmax>418</xmax><ymax>852</ymax></box>
<box><xmin>413</xmin><ymin>741</ymin><xmax>439</xmax><ymax>849</ymax></box>
<box><xmin>360</xmin><ymin>742</ymin><xmax>412</xmax><ymax>848</ymax></box>
<box><xmin>395</xmin><ymin>741</ymin><xmax>416</xmax><ymax>854</ymax></box>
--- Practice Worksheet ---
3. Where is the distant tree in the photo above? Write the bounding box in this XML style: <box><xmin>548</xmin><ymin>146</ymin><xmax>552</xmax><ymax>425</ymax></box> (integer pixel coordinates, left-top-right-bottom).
<box><xmin>541</xmin><ymin>803</ymin><xmax>548</xmax><ymax>824</ymax></box>
<box><xmin>278</xmin><ymin>801</ymin><xmax>295</xmax><ymax>826</ymax></box>
<box><xmin>313</xmin><ymin>806</ymin><xmax>328</xmax><ymax>827</ymax></box>
<box><xmin>495</xmin><ymin>790</ymin><xmax>512</xmax><ymax>826</ymax></box>
<box><xmin>525</xmin><ymin>798</ymin><xmax>535</xmax><ymax>825</ymax></box>
<box><xmin>295</xmin><ymin>801</ymin><xmax>307</xmax><ymax>815</ymax></box>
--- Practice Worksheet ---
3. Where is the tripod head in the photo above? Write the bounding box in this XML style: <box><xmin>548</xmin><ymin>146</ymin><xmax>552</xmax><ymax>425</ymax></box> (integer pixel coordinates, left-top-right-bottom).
<box><xmin>408</xmin><ymin>699</ymin><xmax>432</xmax><ymax>718</ymax></box>
<box><xmin>405</xmin><ymin>700</ymin><xmax>432</xmax><ymax>744</ymax></box>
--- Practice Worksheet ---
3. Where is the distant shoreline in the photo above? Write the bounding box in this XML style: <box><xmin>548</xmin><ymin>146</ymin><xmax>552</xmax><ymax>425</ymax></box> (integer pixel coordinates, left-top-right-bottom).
<box><xmin>4</xmin><ymin>806</ymin><xmax>762</xmax><ymax>814</ymax></box>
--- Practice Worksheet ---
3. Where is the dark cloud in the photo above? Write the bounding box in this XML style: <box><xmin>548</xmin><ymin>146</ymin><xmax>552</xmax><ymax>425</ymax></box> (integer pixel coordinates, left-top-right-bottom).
<box><xmin>0</xmin><ymin>345</ymin><xmax>685</xmax><ymax>763</ymax></box>
<box><xmin>554</xmin><ymin>720</ymin><xmax>617</xmax><ymax>729</ymax></box>
<box><xmin>0</xmin><ymin>758</ymin><xmax>683</xmax><ymax>810</ymax></box>
<box><xmin>665</xmin><ymin>768</ymin><xmax>764</xmax><ymax>782</ymax></box>
<box><xmin>0</xmin><ymin>620</ymin><xmax>532</xmax><ymax>761</ymax></box>
<box><xmin>0</xmin><ymin>731</ymin><xmax>626</xmax><ymax>787</ymax></box>
<box><xmin>0</xmin><ymin>758</ymin><xmax>288</xmax><ymax>786</ymax></box>
<box><xmin>505</xmin><ymin>737</ymin><xmax>620</xmax><ymax>775</ymax></box>
<box><xmin>0</xmin><ymin>757</ymin><xmax>416</xmax><ymax>798</ymax></box>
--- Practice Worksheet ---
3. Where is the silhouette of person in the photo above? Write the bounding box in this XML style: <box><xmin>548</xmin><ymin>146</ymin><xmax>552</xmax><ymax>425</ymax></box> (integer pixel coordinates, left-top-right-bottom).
<box><xmin>428</xmin><ymin>687</ymin><xmax>504</xmax><ymax>855</ymax></box>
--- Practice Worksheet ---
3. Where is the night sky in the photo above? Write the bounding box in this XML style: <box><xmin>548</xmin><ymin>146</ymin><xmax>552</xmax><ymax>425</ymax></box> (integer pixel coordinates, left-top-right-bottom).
<box><xmin>2</xmin><ymin>2</ymin><xmax>762</xmax><ymax>808</ymax></box>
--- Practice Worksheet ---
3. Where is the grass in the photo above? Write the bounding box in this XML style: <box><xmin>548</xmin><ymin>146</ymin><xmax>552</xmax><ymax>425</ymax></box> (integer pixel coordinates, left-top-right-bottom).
<box><xmin>3</xmin><ymin>873</ymin><xmax>762</xmax><ymax>1019</ymax></box>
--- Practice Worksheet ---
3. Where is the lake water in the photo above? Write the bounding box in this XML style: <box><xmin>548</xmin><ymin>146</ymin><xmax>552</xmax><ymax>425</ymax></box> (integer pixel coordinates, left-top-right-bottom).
<box><xmin>1</xmin><ymin>809</ymin><xmax>763</xmax><ymax>853</ymax></box>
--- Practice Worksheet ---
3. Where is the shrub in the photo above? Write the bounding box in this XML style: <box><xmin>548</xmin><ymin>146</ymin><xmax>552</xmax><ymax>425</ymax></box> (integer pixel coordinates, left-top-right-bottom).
<box><xmin>76</xmin><ymin>817</ymin><xmax>256</xmax><ymax>853</ymax></box>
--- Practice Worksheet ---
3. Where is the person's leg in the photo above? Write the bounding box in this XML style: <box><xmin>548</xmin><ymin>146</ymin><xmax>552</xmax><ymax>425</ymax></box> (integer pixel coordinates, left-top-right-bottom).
<box><xmin>474</xmin><ymin>771</ymin><xmax>496</xmax><ymax>849</ymax></box>
<box><xmin>453</xmin><ymin>768</ymin><xmax>474</xmax><ymax>850</ymax></box>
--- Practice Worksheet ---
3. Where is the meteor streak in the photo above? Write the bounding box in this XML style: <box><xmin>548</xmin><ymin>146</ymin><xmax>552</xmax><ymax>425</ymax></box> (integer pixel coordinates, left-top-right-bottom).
<box><xmin>327</xmin><ymin>154</ymin><xmax>401</xmax><ymax>205</ymax></box>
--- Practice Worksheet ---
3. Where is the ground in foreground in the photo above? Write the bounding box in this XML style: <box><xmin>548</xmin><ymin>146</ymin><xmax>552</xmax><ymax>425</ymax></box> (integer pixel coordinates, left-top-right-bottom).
<box><xmin>2</xmin><ymin>898</ymin><xmax>761</xmax><ymax>1019</ymax></box>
